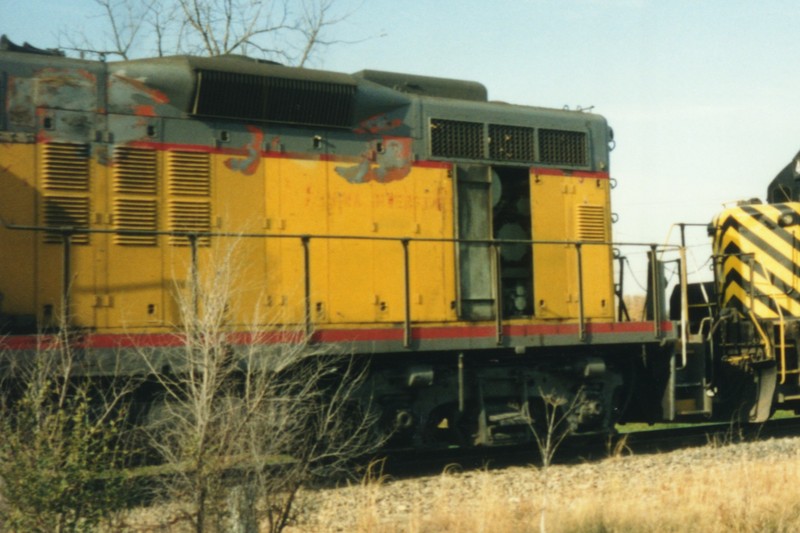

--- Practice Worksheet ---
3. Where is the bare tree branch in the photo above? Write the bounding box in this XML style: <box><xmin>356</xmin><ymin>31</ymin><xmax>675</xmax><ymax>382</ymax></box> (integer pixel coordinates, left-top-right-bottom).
<box><xmin>59</xmin><ymin>0</ymin><xmax>368</xmax><ymax>65</ymax></box>
<box><xmin>59</xmin><ymin>0</ymin><xmax>157</xmax><ymax>59</ymax></box>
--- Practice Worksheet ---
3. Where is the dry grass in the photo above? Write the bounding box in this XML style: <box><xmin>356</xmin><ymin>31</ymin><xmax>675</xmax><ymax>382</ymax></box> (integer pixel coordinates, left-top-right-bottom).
<box><xmin>290</xmin><ymin>443</ymin><xmax>800</xmax><ymax>533</ymax></box>
<box><xmin>549</xmin><ymin>458</ymin><xmax>800</xmax><ymax>533</ymax></box>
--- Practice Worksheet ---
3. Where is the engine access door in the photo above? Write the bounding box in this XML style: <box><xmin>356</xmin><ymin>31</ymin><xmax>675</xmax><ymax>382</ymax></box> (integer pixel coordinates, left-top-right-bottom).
<box><xmin>455</xmin><ymin>164</ymin><xmax>496</xmax><ymax>320</ymax></box>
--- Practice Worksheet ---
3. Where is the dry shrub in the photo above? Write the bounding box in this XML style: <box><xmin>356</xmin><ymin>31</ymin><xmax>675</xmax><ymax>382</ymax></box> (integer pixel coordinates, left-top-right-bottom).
<box><xmin>0</xmin><ymin>333</ymin><xmax>136</xmax><ymax>532</ymax></box>
<box><xmin>141</xmin><ymin>236</ymin><xmax>383</xmax><ymax>533</ymax></box>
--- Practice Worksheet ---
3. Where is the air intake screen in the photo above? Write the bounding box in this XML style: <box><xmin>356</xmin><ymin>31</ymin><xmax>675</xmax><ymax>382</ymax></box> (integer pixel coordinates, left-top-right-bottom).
<box><xmin>40</xmin><ymin>142</ymin><xmax>90</xmax><ymax>245</ymax></box>
<box><xmin>194</xmin><ymin>70</ymin><xmax>355</xmax><ymax>127</ymax></box>
<box><xmin>431</xmin><ymin>120</ymin><xmax>590</xmax><ymax>167</ymax></box>
<box><xmin>42</xmin><ymin>142</ymin><xmax>89</xmax><ymax>192</ymax></box>
<box><xmin>114</xmin><ymin>147</ymin><xmax>157</xmax><ymax>195</ymax></box>
<box><xmin>114</xmin><ymin>199</ymin><xmax>158</xmax><ymax>246</ymax></box>
<box><xmin>42</xmin><ymin>197</ymin><xmax>90</xmax><ymax>244</ymax></box>
<box><xmin>430</xmin><ymin>119</ymin><xmax>484</xmax><ymax>159</ymax></box>
<box><xmin>168</xmin><ymin>151</ymin><xmax>211</xmax><ymax>246</ymax></box>
<box><xmin>113</xmin><ymin>147</ymin><xmax>158</xmax><ymax>245</ymax></box>
<box><xmin>539</xmin><ymin>129</ymin><xmax>587</xmax><ymax>166</ymax></box>
<box><xmin>489</xmin><ymin>124</ymin><xmax>534</xmax><ymax>161</ymax></box>
<box><xmin>169</xmin><ymin>201</ymin><xmax>211</xmax><ymax>246</ymax></box>
<box><xmin>168</xmin><ymin>151</ymin><xmax>211</xmax><ymax>196</ymax></box>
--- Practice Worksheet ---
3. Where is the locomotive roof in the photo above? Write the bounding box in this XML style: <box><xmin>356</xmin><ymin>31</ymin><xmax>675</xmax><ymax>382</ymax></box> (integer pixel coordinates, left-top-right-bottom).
<box><xmin>0</xmin><ymin>47</ymin><xmax>603</xmax><ymax>126</ymax></box>
<box><xmin>1</xmin><ymin>47</ymin><xmax>611</xmax><ymax>171</ymax></box>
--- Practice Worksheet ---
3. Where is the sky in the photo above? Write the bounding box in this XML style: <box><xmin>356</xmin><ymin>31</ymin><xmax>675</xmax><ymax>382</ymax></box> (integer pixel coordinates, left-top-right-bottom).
<box><xmin>4</xmin><ymin>0</ymin><xmax>800</xmax><ymax>285</ymax></box>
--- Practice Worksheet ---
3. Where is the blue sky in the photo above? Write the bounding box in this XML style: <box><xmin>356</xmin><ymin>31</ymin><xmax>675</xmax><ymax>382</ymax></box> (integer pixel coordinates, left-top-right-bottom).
<box><xmin>4</xmin><ymin>0</ymin><xmax>800</xmax><ymax>281</ymax></box>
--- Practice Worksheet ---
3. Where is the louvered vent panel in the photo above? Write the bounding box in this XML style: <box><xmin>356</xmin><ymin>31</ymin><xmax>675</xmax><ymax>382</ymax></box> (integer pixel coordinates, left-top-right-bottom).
<box><xmin>114</xmin><ymin>147</ymin><xmax>157</xmax><ymax>194</ymax></box>
<box><xmin>576</xmin><ymin>204</ymin><xmax>608</xmax><ymax>242</ymax></box>
<box><xmin>538</xmin><ymin>129</ymin><xmax>587</xmax><ymax>166</ymax></box>
<box><xmin>114</xmin><ymin>199</ymin><xmax>157</xmax><ymax>246</ymax></box>
<box><xmin>430</xmin><ymin>119</ymin><xmax>484</xmax><ymax>159</ymax></box>
<box><xmin>43</xmin><ymin>196</ymin><xmax>90</xmax><ymax>244</ymax></box>
<box><xmin>41</xmin><ymin>142</ymin><xmax>90</xmax><ymax>191</ymax></box>
<box><xmin>489</xmin><ymin>124</ymin><xmax>534</xmax><ymax>162</ymax></box>
<box><xmin>169</xmin><ymin>201</ymin><xmax>211</xmax><ymax>246</ymax></box>
<box><xmin>168</xmin><ymin>151</ymin><xmax>211</xmax><ymax>196</ymax></box>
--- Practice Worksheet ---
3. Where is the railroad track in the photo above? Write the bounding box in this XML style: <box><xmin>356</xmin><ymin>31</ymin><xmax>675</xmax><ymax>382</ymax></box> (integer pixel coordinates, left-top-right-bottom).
<box><xmin>614</xmin><ymin>416</ymin><xmax>800</xmax><ymax>456</ymax></box>
<box><xmin>118</xmin><ymin>415</ymin><xmax>800</xmax><ymax>495</ymax></box>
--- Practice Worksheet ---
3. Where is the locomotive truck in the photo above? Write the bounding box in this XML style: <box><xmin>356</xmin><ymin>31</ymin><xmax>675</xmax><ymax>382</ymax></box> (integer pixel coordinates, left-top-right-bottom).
<box><xmin>0</xmin><ymin>35</ymin><xmax>796</xmax><ymax>448</ymax></box>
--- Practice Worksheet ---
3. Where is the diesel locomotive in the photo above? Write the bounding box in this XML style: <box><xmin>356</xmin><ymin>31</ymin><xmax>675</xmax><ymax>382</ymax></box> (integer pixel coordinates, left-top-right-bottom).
<box><xmin>0</xmin><ymin>36</ymin><xmax>797</xmax><ymax>448</ymax></box>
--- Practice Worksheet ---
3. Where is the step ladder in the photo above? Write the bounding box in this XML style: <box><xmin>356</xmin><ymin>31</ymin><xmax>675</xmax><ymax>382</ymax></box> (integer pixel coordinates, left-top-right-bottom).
<box><xmin>672</xmin><ymin>340</ymin><xmax>713</xmax><ymax>417</ymax></box>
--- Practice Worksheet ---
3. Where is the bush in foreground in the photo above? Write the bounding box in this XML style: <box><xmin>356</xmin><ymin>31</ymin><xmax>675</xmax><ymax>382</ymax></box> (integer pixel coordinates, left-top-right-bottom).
<box><xmin>0</xmin><ymin>336</ymin><xmax>135</xmax><ymax>532</ymax></box>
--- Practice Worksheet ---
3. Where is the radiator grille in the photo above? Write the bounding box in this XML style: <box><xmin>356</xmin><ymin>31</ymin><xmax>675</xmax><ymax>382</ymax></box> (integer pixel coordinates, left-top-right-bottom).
<box><xmin>430</xmin><ymin>119</ymin><xmax>484</xmax><ymax>159</ymax></box>
<box><xmin>43</xmin><ymin>196</ymin><xmax>90</xmax><ymax>244</ymax></box>
<box><xmin>430</xmin><ymin>119</ymin><xmax>590</xmax><ymax>167</ymax></box>
<box><xmin>489</xmin><ymin>124</ymin><xmax>534</xmax><ymax>161</ymax></box>
<box><xmin>41</xmin><ymin>142</ymin><xmax>89</xmax><ymax>191</ymax></box>
<box><xmin>194</xmin><ymin>69</ymin><xmax>355</xmax><ymax>127</ymax></box>
<box><xmin>539</xmin><ymin>129</ymin><xmax>587</xmax><ymax>166</ymax></box>
<box><xmin>576</xmin><ymin>204</ymin><xmax>607</xmax><ymax>242</ymax></box>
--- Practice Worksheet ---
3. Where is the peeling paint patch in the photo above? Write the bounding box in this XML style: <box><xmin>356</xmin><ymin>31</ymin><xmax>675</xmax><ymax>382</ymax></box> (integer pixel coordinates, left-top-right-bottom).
<box><xmin>133</xmin><ymin>104</ymin><xmax>157</xmax><ymax>117</ymax></box>
<box><xmin>109</xmin><ymin>73</ymin><xmax>171</xmax><ymax>117</ymax></box>
<box><xmin>111</xmin><ymin>74</ymin><xmax>169</xmax><ymax>104</ymax></box>
<box><xmin>224</xmin><ymin>125</ymin><xmax>264</xmax><ymax>175</ymax></box>
<box><xmin>34</xmin><ymin>68</ymin><xmax>97</xmax><ymax>111</ymax></box>
<box><xmin>335</xmin><ymin>137</ymin><xmax>412</xmax><ymax>184</ymax></box>
<box><xmin>7</xmin><ymin>77</ymin><xmax>35</xmax><ymax>127</ymax></box>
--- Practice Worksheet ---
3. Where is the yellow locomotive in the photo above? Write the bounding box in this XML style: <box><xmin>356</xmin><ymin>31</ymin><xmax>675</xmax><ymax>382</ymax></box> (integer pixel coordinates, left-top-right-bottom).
<box><xmin>8</xmin><ymin>37</ymin><xmax>794</xmax><ymax>447</ymax></box>
<box><xmin>0</xmin><ymin>55</ymin><xmax>615</xmax><ymax>335</ymax></box>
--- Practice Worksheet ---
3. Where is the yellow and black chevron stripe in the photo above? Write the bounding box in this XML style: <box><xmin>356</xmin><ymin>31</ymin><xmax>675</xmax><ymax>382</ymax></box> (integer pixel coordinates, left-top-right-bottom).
<box><xmin>713</xmin><ymin>202</ymin><xmax>800</xmax><ymax>319</ymax></box>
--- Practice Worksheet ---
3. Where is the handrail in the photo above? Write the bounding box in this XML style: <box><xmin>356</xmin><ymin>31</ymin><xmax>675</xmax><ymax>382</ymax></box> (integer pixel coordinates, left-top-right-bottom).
<box><xmin>575</xmin><ymin>243</ymin><xmax>586</xmax><ymax>341</ymax></box>
<box><xmin>492</xmin><ymin>243</ymin><xmax>503</xmax><ymax>345</ymax></box>
<box><xmin>1</xmin><ymin>220</ymin><xmax>683</xmax><ymax>341</ymax></box>
<box><xmin>747</xmin><ymin>254</ymin><xmax>787</xmax><ymax>383</ymax></box>
<box><xmin>715</xmin><ymin>251</ymin><xmax>793</xmax><ymax>383</ymax></box>
<box><xmin>766</xmin><ymin>294</ymin><xmax>788</xmax><ymax>384</ymax></box>
<box><xmin>301</xmin><ymin>236</ymin><xmax>312</xmax><ymax>337</ymax></box>
<box><xmin>401</xmin><ymin>239</ymin><xmax>411</xmax><ymax>348</ymax></box>
<box><xmin>748</xmin><ymin>309</ymin><xmax>773</xmax><ymax>362</ymax></box>
<box><xmin>677</xmin><ymin>245</ymin><xmax>689</xmax><ymax>369</ymax></box>
<box><xmin>0</xmin><ymin>219</ymin><xmax>683</xmax><ymax>250</ymax></box>
<box><xmin>648</xmin><ymin>245</ymin><xmax>662</xmax><ymax>338</ymax></box>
